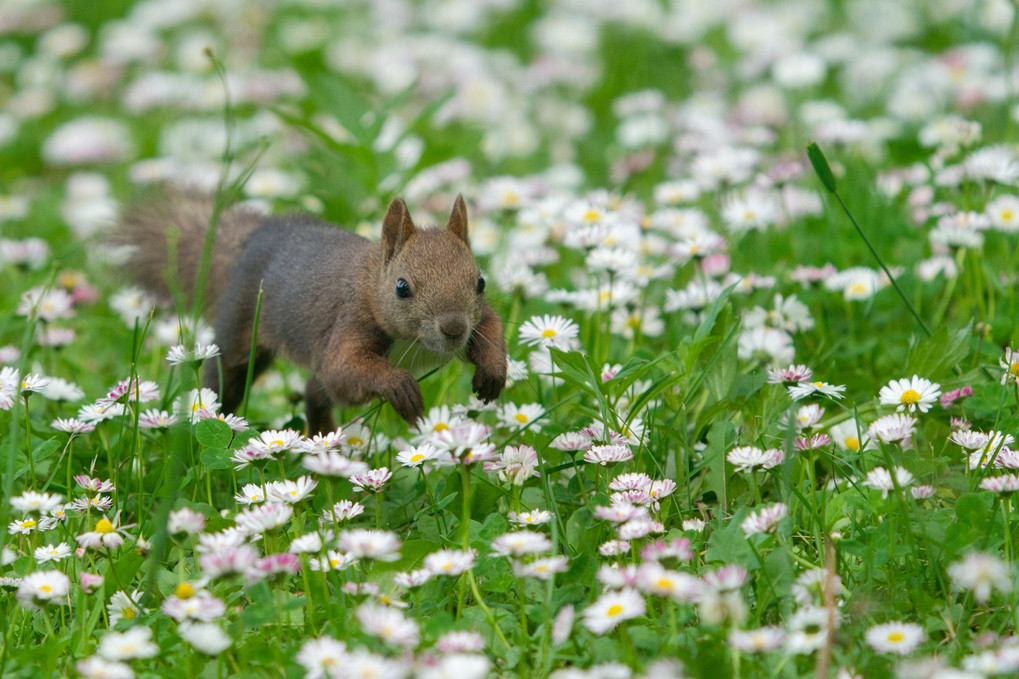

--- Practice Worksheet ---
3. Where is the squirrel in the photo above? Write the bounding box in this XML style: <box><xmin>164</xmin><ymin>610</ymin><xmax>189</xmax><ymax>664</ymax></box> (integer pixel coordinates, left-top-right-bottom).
<box><xmin>115</xmin><ymin>191</ymin><xmax>508</xmax><ymax>433</ymax></box>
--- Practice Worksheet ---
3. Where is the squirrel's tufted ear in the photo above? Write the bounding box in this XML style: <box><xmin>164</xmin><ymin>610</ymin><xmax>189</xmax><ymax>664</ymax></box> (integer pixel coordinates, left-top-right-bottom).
<box><xmin>382</xmin><ymin>198</ymin><xmax>416</xmax><ymax>263</ymax></box>
<box><xmin>446</xmin><ymin>194</ymin><xmax>470</xmax><ymax>247</ymax></box>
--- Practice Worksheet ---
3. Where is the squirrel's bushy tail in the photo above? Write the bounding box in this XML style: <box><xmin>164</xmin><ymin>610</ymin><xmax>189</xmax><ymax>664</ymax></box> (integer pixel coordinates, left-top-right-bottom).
<box><xmin>113</xmin><ymin>190</ymin><xmax>261</xmax><ymax>315</ymax></box>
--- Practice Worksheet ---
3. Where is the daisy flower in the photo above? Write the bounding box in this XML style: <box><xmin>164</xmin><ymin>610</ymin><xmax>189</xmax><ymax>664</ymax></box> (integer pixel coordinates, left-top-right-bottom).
<box><xmin>325</xmin><ymin>500</ymin><xmax>366</xmax><ymax>522</ymax></box>
<box><xmin>302</xmin><ymin>451</ymin><xmax>369</xmax><ymax>478</ymax></box>
<box><xmin>107</xmin><ymin>590</ymin><xmax>145</xmax><ymax>625</ymax></box>
<box><xmin>166</xmin><ymin>342</ymin><xmax>220</xmax><ymax>365</ymax></box>
<box><xmin>495</xmin><ymin>402</ymin><xmax>545</xmax><ymax>430</ymax></box>
<box><xmin>293</xmin><ymin>429</ymin><xmax>344</xmax><ymax>454</ymax></box>
<box><xmin>518</xmin><ymin>314</ymin><xmax>580</xmax><ymax>350</ymax></box>
<box><xmin>178</xmin><ymin>621</ymin><xmax>232</xmax><ymax>656</ymax></box>
<box><xmin>741</xmin><ymin>503</ymin><xmax>788</xmax><ymax>537</ymax></box>
<box><xmin>729</xmin><ymin>626</ymin><xmax>786</xmax><ymax>653</ymax></box>
<box><xmin>395</xmin><ymin>444</ymin><xmax>442</xmax><ymax>468</ymax></box>
<box><xmin>424</xmin><ymin>549</ymin><xmax>476</xmax><ymax>576</ymax></box>
<box><xmin>356</xmin><ymin>603</ymin><xmax>419</xmax><ymax>649</ymax></box>
<box><xmin>767</xmin><ymin>364</ymin><xmax>813</xmax><ymax>384</ymax></box>
<box><xmin>266</xmin><ymin>476</ymin><xmax>318</xmax><ymax>503</ymax></box>
<box><xmin>864</xmin><ymin>621</ymin><xmax>925</xmax><ymax>655</ymax></box>
<box><xmin>828</xmin><ymin>419</ymin><xmax>873</xmax><ymax>452</ymax></box>
<box><xmin>161</xmin><ymin>587</ymin><xmax>227</xmax><ymax>622</ymax></box>
<box><xmin>878</xmin><ymin>375</ymin><xmax>941</xmax><ymax>413</ymax></box>
<box><xmin>862</xmin><ymin>466</ymin><xmax>914</xmax><ymax>498</ymax></box>
<box><xmin>867</xmin><ymin>413</ymin><xmax>917</xmax><ymax>444</ymax></box>
<box><xmin>234</xmin><ymin>503</ymin><xmax>293</xmax><ymax>534</ymax></box>
<box><xmin>138</xmin><ymin>409</ymin><xmax>178</xmax><ymax>429</ymax></box>
<box><xmin>296</xmin><ymin>636</ymin><xmax>348</xmax><ymax>679</ymax></box>
<box><xmin>76</xmin><ymin>514</ymin><xmax>130</xmax><ymax>550</ymax></box>
<box><xmin>234</xmin><ymin>483</ymin><xmax>266</xmax><ymax>505</ymax></box>
<box><xmin>34</xmin><ymin>543</ymin><xmax>72</xmax><ymax>564</ymax></box>
<box><xmin>980</xmin><ymin>474</ymin><xmax>1019</xmax><ymax>493</ymax></box>
<box><xmin>947</xmin><ymin>551</ymin><xmax>1013</xmax><ymax>602</ymax></box>
<box><xmin>483</xmin><ymin>445</ymin><xmax>540</xmax><ymax>485</ymax></box>
<box><xmin>10</xmin><ymin>490</ymin><xmax>63</xmax><ymax>514</ymax></box>
<box><xmin>16</xmin><ymin>570</ymin><xmax>70</xmax><ymax>609</ymax></box>
<box><xmin>97</xmin><ymin>626</ymin><xmax>159</xmax><ymax>661</ymax></box>
<box><xmin>583</xmin><ymin>444</ymin><xmax>634</xmax><ymax>466</ymax></box>
<box><xmin>508</xmin><ymin>509</ymin><xmax>553</xmax><ymax>525</ymax></box>
<box><xmin>792</xmin><ymin>403</ymin><xmax>825</xmax><ymax>430</ymax></box>
<box><xmin>788</xmin><ymin>381</ymin><xmax>846</xmax><ymax>400</ymax></box>
<box><xmin>349</xmin><ymin>468</ymin><xmax>392</xmax><ymax>493</ymax></box>
<box><xmin>727</xmin><ymin>446</ymin><xmax>783</xmax><ymax>473</ymax></box>
<box><xmin>582</xmin><ymin>587</ymin><xmax>646</xmax><ymax>635</ymax></box>
<box><xmin>490</xmin><ymin>531</ymin><xmax>553</xmax><ymax>557</ymax></box>
<box><xmin>512</xmin><ymin>556</ymin><xmax>569</xmax><ymax>580</ymax></box>
<box><xmin>1000</xmin><ymin>347</ymin><xmax>1019</xmax><ymax>385</ymax></box>
<box><xmin>76</xmin><ymin>656</ymin><xmax>134</xmax><ymax>679</ymax></box>
<box><xmin>338</xmin><ymin>529</ymin><xmax>401</xmax><ymax>562</ymax></box>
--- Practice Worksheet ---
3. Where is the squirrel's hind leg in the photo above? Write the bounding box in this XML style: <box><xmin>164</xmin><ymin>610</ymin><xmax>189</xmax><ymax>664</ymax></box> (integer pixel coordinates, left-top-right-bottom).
<box><xmin>304</xmin><ymin>375</ymin><xmax>336</xmax><ymax>435</ymax></box>
<box><xmin>205</xmin><ymin>348</ymin><xmax>275</xmax><ymax>417</ymax></box>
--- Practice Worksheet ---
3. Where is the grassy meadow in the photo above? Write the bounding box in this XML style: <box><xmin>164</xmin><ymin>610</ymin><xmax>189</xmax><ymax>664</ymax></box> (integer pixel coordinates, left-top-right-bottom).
<box><xmin>3</xmin><ymin>0</ymin><xmax>1019</xmax><ymax>677</ymax></box>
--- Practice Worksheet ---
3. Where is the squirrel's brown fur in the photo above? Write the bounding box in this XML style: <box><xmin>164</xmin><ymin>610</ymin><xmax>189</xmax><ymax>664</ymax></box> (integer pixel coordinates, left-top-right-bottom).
<box><xmin>115</xmin><ymin>192</ymin><xmax>507</xmax><ymax>432</ymax></box>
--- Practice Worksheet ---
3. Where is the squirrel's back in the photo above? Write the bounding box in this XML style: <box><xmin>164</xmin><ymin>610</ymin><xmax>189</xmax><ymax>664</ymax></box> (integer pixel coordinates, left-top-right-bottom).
<box><xmin>114</xmin><ymin>191</ymin><xmax>263</xmax><ymax>315</ymax></box>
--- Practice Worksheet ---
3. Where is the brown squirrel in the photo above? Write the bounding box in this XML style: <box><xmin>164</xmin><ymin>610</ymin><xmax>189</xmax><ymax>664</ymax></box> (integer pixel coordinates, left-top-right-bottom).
<box><xmin>116</xmin><ymin>191</ymin><xmax>507</xmax><ymax>433</ymax></box>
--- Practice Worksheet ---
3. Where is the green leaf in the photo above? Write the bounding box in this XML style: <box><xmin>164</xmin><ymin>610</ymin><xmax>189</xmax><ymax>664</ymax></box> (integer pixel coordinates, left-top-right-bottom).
<box><xmin>955</xmin><ymin>492</ymin><xmax>991</xmax><ymax>526</ymax></box>
<box><xmin>195</xmin><ymin>418</ymin><xmax>233</xmax><ymax>448</ymax></box>
<box><xmin>807</xmin><ymin>141</ymin><xmax>838</xmax><ymax>194</ymax></box>
<box><xmin>704</xmin><ymin>508</ymin><xmax>757</xmax><ymax>568</ymax></box>
<box><xmin>200</xmin><ymin>447</ymin><xmax>233</xmax><ymax>469</ymax></box>
<box><xmin>31</xmin><ymin>438</ymin><xmax>61</xmax><ymax>461</ymax></box>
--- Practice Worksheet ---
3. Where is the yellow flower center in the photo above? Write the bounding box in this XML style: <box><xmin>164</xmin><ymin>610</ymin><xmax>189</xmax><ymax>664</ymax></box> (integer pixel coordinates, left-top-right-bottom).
<box><xmin>441</xmin><ymin>563</ymin><xmax>452</xmax><ymax>570</ymax></box>
<box><xmin>123</xmin><ymin>607</ymin><xmax>136</xmax><ymax>619</ymax></box>
<box><xmin>583</xmin><ymin>209</ymin><xmax>600</xmax><ymax>222</ymax></box>
<box><xmin>504</xmin><ymin>191</ymin><xmax>520</xmax><ymax>205</ymax></box>
<box><xmin>40</xmin><ymin>584</ymin><xmax>52</xmax><ymax>593</ymax></box>
<box><xmin>848</xmin><ymin>283</ymin><xmax>867</xmax><ymax>295</ymax></box>
<box><xmin>176</xmin><ymin>583</ymin><xmax>195</xmax><ymax>599</ymax></box>
<box><xmin>1010</xmin><ymin>362</ymin><xmax>1019</xmax><ymax>377</ymax></box>
<box><xmin>1003</xmin><ymin>210</ymin><xmax>1013</xmax><ymax>221</ymax></box>
<box><xmin>433</xmin><ymin>423</ymin><xmax>449</xmax><ymax>433</ymax></box>
<box><xmin>22</xmin><ymin>519</ymin><xmax>36</xmax><ymax>528</ymax></box>
<box><xmin>329</xmin><ymin>559</ymin><xmax>340</xmax><ymax>567</ymax></box>
<box><xmin>656</xmin><ymin>578</ymin><xmax>673</xmax><ymax>590</ymax></box>
<box><xmin>887</xmin><ymin>632</ymin><xmax>905</xmax><ymax>643</ymax></box>
<box><xmin>410</xmin><ymin>454</ymin><xmax>424</xmax><ymax>462</ymax></box>
<box><xmin>348</xmin><ymin>437</ymin><xmax>363</xmax><ymax>447</ymax></box>
<box><xmin>95</xmin><ymin>518</ymin><xmax>114</xmax><ymax>534</ymax></box>
<box><xmin>846</xmin><ymin>437</ymin><xmax>860</xmax><ymax>452</ymax></box>
<box><xmin>900</xmin><ymin>389</ymin><xmax>922</xmax><ymax>405</ymax></box>
<box><xmin>270</xmin><ymin>439</ymin><xmax>284</xmax><ymax>448</ymax></box>
<box><xmin>514</xmin><ymin>413</ymin><xmax>529</xmax><ymax>423</ymax></box>
<box><xmin>541</xmin><ymin>328</ymin><xmax>557</xmax><ymax>338</ymax></box>
<box><xmin>606</xmin><ymin>604</ymin><xmax>624</xmax><ymax>617</ymax></box>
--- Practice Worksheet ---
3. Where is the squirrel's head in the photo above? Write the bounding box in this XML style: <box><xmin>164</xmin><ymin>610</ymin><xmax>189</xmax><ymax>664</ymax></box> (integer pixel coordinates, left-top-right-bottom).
<box><xmin>375</xmin><ymin>195</ymin><xmax>487</xmax><ymax>354</ymax></box>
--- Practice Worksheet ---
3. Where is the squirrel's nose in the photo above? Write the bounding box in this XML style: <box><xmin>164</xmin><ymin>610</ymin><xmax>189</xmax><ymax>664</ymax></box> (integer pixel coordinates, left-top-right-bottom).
<box><xmin>440</xmin><ymin>317</ymin><xmax>468</xmax><ymax>340</ymax></box>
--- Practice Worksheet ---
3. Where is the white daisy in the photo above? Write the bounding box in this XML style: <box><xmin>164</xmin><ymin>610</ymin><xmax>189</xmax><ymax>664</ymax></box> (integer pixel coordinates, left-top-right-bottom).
<box><xmin>878</xmin><ymin>375</ymin><xmax>941</xmax><ymax>413</ymax></box>
<box><xmin>864</xmin><ymin>621</ymin><xmax>925</xmax><ymax>655</ymax></box>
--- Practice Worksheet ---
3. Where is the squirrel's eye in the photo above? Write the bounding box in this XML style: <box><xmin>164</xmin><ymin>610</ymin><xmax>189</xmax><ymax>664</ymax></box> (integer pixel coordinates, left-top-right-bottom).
<box><xmin>395</xmin><ymin>278</ymin><xmax>411</xmax><ymax>299</ymax></box>
<box><xmin>476</xmin><ymin>275</ymin><xmax>486</xmax><ymax>294</ymax></box>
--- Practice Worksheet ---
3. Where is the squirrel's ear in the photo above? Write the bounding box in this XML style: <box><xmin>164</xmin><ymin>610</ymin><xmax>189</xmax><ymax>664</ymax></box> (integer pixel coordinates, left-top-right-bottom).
<box><xmin>382</xmin><ymin>198</ymin><xmax>416</xmax><ymax>263</ymax></box>
<box><xmin>446</xmin><ymin>194</ymin><xmax>470</xmax><ymax>246</ymax></box>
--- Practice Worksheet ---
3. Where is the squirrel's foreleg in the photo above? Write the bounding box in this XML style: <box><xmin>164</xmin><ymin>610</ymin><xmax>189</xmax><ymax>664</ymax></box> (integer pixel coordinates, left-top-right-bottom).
<box><xmin>468</xmin><ymin>302</ymin><xmax>508</xmax><ymax>402</ymax></box>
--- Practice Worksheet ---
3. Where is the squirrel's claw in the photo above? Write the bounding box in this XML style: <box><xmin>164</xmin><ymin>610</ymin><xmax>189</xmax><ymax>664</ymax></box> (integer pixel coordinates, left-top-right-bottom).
<box><xmin>472</xmin><ymin>365</ymin><xmax>506</xmax><ymax>403</ymax></box>
<box><xmin>384</xmin><ymin>369</ymin><xmax>425</xmax><ymax>423</ymax></box>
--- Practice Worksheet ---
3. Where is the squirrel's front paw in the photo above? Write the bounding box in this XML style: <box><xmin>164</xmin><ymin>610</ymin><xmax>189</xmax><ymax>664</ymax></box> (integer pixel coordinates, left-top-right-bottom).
<box><xmin>383</xmin><ymin>369</ymin><xmax>424</xmax><ymax>423</ymax></box>
<box><xmin>472</xmin><ymin>359</ymin><xmax>507</xmax><ymax>403</ymax></box>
